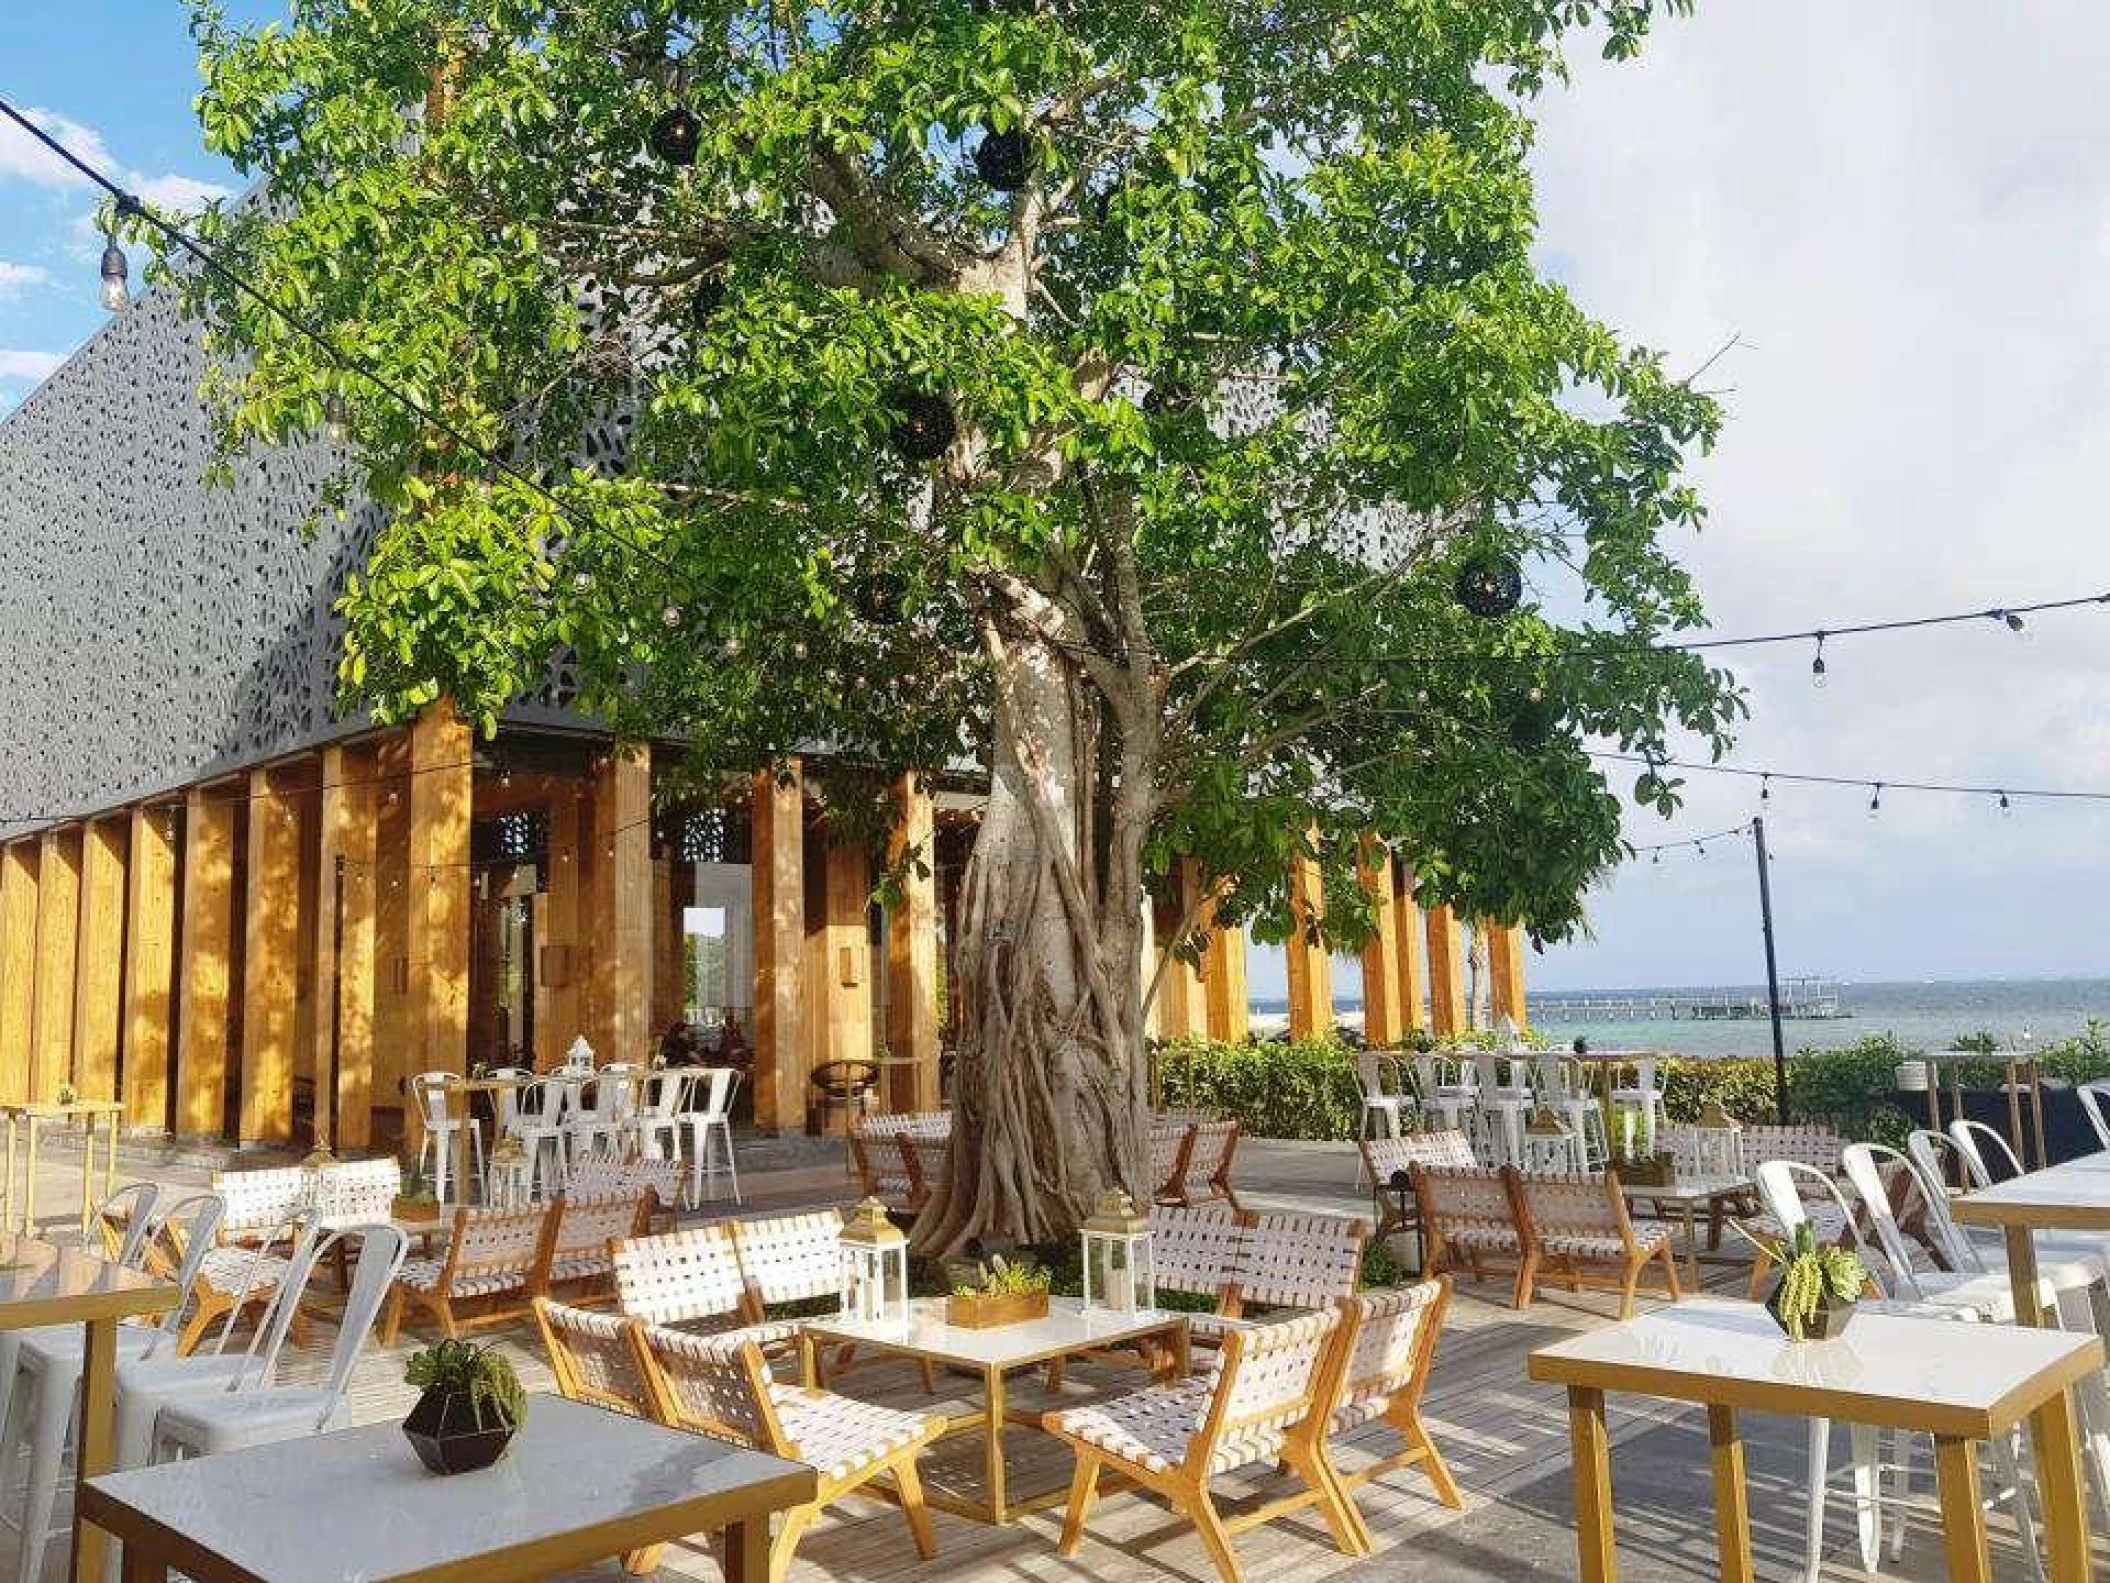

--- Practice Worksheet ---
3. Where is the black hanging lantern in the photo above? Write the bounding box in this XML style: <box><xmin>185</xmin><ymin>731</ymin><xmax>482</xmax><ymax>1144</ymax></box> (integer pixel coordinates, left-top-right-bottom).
<box><xmin>690</xmin><ymin>277</ymin><xmax>726</xmax><ymax>326</ymax></box>
<box><xmin>1453</xmin><ymin>550</ymin><xmax>1523</xmax><ymax>618</ymax></box>
<box><xmin>649</xmin><ymin>105</ymin><xmax>701</xmax><ymax>167</ymax></box>
<box><xmin>1142</xmin><ymin>381</ymin><xmax>1197</xmax><ymax>417</ymax></box>
<box><xmin>1506</xmin><ymin>693</ymin><xmax>1562</xmax><ymax>753</ymax></box>
<box><xmin>887</xmin><ymin>387</ymin><xmax>956</xmax><ymax>461</ymax></box>
<box><xmin>972</xmin><ymin>123</ymin><xmax>1032</xmax><ymax>192</ymax></box>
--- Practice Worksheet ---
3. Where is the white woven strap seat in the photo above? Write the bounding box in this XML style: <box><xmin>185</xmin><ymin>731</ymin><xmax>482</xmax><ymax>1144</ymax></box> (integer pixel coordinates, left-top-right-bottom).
<box><xmin>569</xmin><ymin>1153</ymin><xmax>684</xmax><ymax>1208</ymax></box>
<box><xmin>1439</xmin><ymin>1220</ymin><xmax>1521</xmax><ymax>1252</ymax></box>
<box><xmin>398</xmin><ymin>1258</ymin><xmax>526</xmax><ymax>1298</ymax></box>
<box><xmin>1150</xmin><ymin>1206</ymin><xmax>1244</xmax><ymax>1298</ymax></box>
<box><xmin>1363</xmin><ymin>1130</ymin><xmax>1475</xmax><ymax>1179</ymax></box>
<box><xmin>548</xmin><ymin>1192</ymin><xmax>649</xmax><ymax>1286</ymax></box>
<box><xmin>536</xmin><ymin>1300</ymin><xmax>651</xmax><ymax>1413</ymax></box>
<box><xmin>197</xmin><ymin>1245</ymin><xmax>289</xmax><ymax>1297</ymax></box>
<box><xmin>768</xmin><ymin>1385</ymin><xmax>940</xmax><ymax>1481</ymax></box>
<box><xmin>1543</xmin><ymin>1225</ymin><xmax>1669</xmax><ymax>1259</ymax></box>
<box><xmin>1050</xmin><ymin>1379</ymin><xmax>1216</xmax><ymax>1474</ymax></box>
<box><xmin>1235</xmin><ymin>1213</ymin><xmax>1364</xmax><ymax>1309</ymax></box>
<box><xmin>730</xmin><ymin>1210</ymin><xmax>846</xmax><ymax>1307</ymax></box>
<box><xmin>211</xmin><ymin>1167</ymin><xmax>309</xmax><ymax>1238</ymax></box>
<box><xmin>550</xmin><ymin>1254</ymin><xmax>617</xmax><ymax>1284</ymax></box>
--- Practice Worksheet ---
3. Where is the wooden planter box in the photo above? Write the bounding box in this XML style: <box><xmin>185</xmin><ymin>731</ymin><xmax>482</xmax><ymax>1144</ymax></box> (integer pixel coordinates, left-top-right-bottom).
<box><xmin>1617</xmin><ymin>1155</ymin><xmax>1677</xmax><ymax>1188</ymax></box>
<box><xmin>944</xmin><ymin>1290</ymin><xmax>1050</xmax><ymax>1329</ymax></box>
<box><xmin>393</xmin><ymin>1196</ymin><xmax>442</xmax><ymax>1224</ymax></box>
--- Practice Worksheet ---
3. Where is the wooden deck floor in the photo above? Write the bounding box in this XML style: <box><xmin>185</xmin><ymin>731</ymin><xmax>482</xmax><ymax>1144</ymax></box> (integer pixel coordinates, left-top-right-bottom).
<box><xmin>0</xmin><ymin>1136</ymin><xmax>2079</xmax><ymax>1582</ymax></box>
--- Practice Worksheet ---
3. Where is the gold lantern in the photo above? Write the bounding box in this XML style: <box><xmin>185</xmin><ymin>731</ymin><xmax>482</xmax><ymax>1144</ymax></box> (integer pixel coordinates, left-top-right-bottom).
<box><xmin>487</xmin><ymin>1134</ymin><xmax>534</xmax><ymax>1209</ymax></box>
<box><xmin>300</xmin><ymin>1144</ymin><xmax>339</xmax><ymax>1219</ymax></box>
<box><xmin>1080</xmin><ymin>1190</ymin><xmax>1154</xmax><ymax>1315</ymax></box>
<box><xmin>838</xmin><ymin>1197</ymin><xmax>910</xmax><ymax>1325</ymax></box>
<box><xmin>1521</xmin><ymin>1105</ymin><xmax>1582</xmax><ymax>1173</ymax></box>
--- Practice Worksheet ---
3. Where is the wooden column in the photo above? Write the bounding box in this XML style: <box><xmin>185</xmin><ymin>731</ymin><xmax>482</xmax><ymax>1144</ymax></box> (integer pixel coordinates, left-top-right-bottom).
<box><xmin>1284</xmin><ymin>842</ymin><xmax>1331</xmax><ymax>1038</ymax></box>
<box><xmin>0</xmin><ymin>841</ymin><xmax>39</xmax><ymax>1103</ymax></box>
<box><xmin>176</xmin><ymin>786</ymin><xmax>237</xmax><ymax>1137</ymax></box>
<box><xmin>540</xmin><ymin>782</ymin><xmax>584</xmax><ymax>1063</ymax></box>
<box><xmin>31</xmin><ymin>826</ymin><xmax>83</xmax><ymax>1100</ymax></box>
<box><xmin>1489</xmin><ymin>920</ymin><xmax>1529</xmax><ymax>1028</ymax></box>
<box><xmin>1425</xmin><ymin>902</ymin><xmax>1467</xmax><ymax>1037</ymax></box>
<box><xmin>1154</xmin><ymin>860</ymin><xmax>1208</xmax><ymax>1041</ymax></box>
<box><xmin>372</xmin><ymin>737</ymin><xmax>412</xmax><ymax>1113</ymax></box>
<box><xmin>240</xmin><ymin>769</ymin><xmax>303</xmax><ymax>1143</ymax></box>
<box><xmin>590</xmin><ymin>747</ymin><xmax>653</xmax><ymax>1064</ymax></box>
<box><xmin>884</xmin><ymin>774</ymin><xmax>940</xmax><ymax>1112</ymax></box>
<box><xmin>651</xmin><ymin>857</ymin><xmax>681</xmax><ymax>1032</ymax></box>
<box><xmin>1202</xmin><ymin>920</ymin><xmax>1249</xmax><ymax>1043</ymax></box>
<box><xmin>1394</xmin><ymin>863</ymin><xmax>1429</xmax><ymax>1034</ymax></box>
<box><xmin>72</xmin><ymin>817</ymin><xmax>128</xmax><ymax>1103</ymax></box>
<box><xmin>750</xmin><ymin>761</ymin><xmax>805</xmax><ymax>1134</ymax></box>
<box><xmin>1357</xmin><ymin>838</ymin><xmax>1404</xmax><ymax>1048</ymax></box>
<box><xmin>329</xmin><ymin>746</ymin><xmax>380</xmax><ymax>1149</ymax></box>
<box><xmin>408</xmin><ymin>701</ymin><xmax>472</xmax><ymax>1078</ymax></box>
<box><xmin>806</xmin><ymin>832</ymin><xmax>874</xmax><ymax>1084</ymax></box>
<box><xmin>121</xmin><ymin>807</ymin><xmax>177</xmax><ymax>1130</ymax></box>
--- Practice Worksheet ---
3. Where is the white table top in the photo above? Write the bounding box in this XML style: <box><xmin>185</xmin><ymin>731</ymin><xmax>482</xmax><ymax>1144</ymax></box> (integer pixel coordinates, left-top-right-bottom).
<box><xmin>1619</xmin><ymin>1174</ymin><xmax>1751</xmax><ymax>1204</ymax></box>
<box><xmin>803</xmin><ymin>1295</ymin><xmax>1186</xmax><ymax>1370</ymax></box>
<box><xmin>1952</xmin><ymin>1150</ymin><xmax>2110</xmax><ymax>1232</ymax></box>
<box><xmin>1528</xmin><ymin>1296</ymin><xmax>2101</xmax><ymax>1438</ymax></box>
<box><xmin>79</xmin><ymin>1394</ymin><xmax>814</xmax><ymax>1583</ymax></box>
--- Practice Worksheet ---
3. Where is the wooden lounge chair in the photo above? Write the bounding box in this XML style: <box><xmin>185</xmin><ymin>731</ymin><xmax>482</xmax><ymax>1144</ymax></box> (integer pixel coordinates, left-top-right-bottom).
<box><xmin>1410</xmin><ymin>1164</ymin><xmax>1527</xmax><ymax>1302</ymax></box>
<box><xmin>1506</xmin><ymin>1169</ymin><xmax>1680</xmax><ymax>1318</ymax></box>
<box><xmin>1359</xmin><ymin>1129</ymin><xmax>1474</xmax><ymax>1243</ymax></box>
<box><xmin>1148</xmin><ymin>1122</ymin><xmax>1195</xmax><ymax>1202</ymax></box>
<box><xmin>535</xmin><ymin>1296</ymin><xmax>655</xmax><ymax>1419</ymax></box>
<box><xmin>727</xmin><ymin>1209</ymin><xmax>848</xmax><ymax>1315</ymax></box>
<box><xmin>567</xmin><ymin>1152</ymin><xmax>685</xmax><ymax>1232</ymax></box>
<box><xmin>849</xmin><ymin>1112</ymin><xmax>949</xmax><ymax>1211</ymax></box>
<box><xmin>1315</xmin><ymin>1281</ymin><xmax>1462</xmax><ymax>1545</ymax></box>
<box><xmin>379</xmin><ymin>1203</ymin><xmax>554</xmax><ymax>1342</ymax></box>
<box><xmin>630</xmin><ymin>1324</ymin><xmax>942</xmax><ymax>1583</ymax></box>
<box><xmin>612</xmin><ymin>1224</ymin><xmax>802</xmax><ymax>1352</ymax></box>
<box><xmin>541</xmin><ymin>1191</ymin><xmax>654</xmax><ymax>1305</ymax></box>
<box><xmin>1044</xmin><ymin>1310</ymin><xmax>1361</xmax><ymax>1583</ymax></box>
<box><xmin>1161</xmin><ymin>1120</ymin><xmax>1241</xmax><ymax>1210</ymax></box>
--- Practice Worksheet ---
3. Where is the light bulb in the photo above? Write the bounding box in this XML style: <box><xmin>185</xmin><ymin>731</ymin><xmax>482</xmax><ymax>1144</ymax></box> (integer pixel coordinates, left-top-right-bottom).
<box><xmin>97</xmin><ymin>240</ymin><xmax>129</xmax><ymax>313</ymax></box>
<box><xmin>1867</xmin><ymin>783</ymin><xmax>1882</xmax><ymax>817</ymax></box>
<box><xmin>324</xmin><ymin>393</ymin><xmax>349</xmax><ymax>443</ymax></box>
<box><xmin>1998</xmin><ymin>790</ymin><xmax>2011</xmax><ymax>815</ymax></box>
<box><xmin>1759</xmin><ymin>775</ymin><xmax>1771</xmax><ymax>803</ymax></box>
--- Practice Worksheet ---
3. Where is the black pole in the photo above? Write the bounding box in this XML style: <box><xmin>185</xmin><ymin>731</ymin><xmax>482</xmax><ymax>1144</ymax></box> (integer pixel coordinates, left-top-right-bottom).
<box><xmin>1753</xmin><ymin>816</ymin><xmax>1789</xmax><ymax>1123</ymax></box>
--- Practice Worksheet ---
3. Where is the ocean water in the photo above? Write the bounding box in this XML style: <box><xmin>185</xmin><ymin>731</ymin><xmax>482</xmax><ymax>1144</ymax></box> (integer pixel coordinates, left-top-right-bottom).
<box><xmin>1251</xmin><ymin>977</ymin><xmax>2110</xmax><ymax>1058</ymax></box>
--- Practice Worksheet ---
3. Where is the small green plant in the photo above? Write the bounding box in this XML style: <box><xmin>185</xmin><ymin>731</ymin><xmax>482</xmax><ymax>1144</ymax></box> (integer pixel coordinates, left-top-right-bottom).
<box><xmin>950</xmin><ymin>1254</ymin><xmax>1054</xmax><ymax>1300</ymax></box>
<box><xmin>1739</xmin><ymin>1221</ymin><xmax>1867</xmax><ymax>1341</ymax></box>
<box><xmin>404</xmin><ymin>1340</ymin><xmax>526</xmax><ymax>1431</ymax></box>
<box><xmin>397</xmin><ymin>1157</ymin><xmax>436</xmax><ymax>1205</ymax></box>
<box><xmin>53</xmin><ymin>1083</ymin><xmax>76</xmax><ymax>1108</ymax></box>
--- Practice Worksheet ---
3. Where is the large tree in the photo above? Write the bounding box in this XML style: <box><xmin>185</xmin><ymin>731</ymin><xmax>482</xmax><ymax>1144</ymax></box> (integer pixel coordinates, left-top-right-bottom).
<box><xmin>169</xmin><ymin>0</ymin><xmax>1739</xmax><ymax>1248</ymax></box>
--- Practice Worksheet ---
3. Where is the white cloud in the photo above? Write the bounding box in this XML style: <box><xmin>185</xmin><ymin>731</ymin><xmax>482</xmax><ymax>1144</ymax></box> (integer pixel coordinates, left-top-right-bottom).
<box><xmin>0</xmin><ymin>350</ymin><xmax>63</xmax><ymax>383</ymax></box>
<box><xmin>0</xmin><ymin>106</ymin><xmax>229</xmax><ymax>217</ymax></box>
<box><xmin>0</xmin><ymin>262</ymin><xmax>49</xmax><ymax>296</ymax></box>
<box><xmin>1521</xmin><ymin>4</ymin><xmax>2110</xmax><ymax>988</ymax></box>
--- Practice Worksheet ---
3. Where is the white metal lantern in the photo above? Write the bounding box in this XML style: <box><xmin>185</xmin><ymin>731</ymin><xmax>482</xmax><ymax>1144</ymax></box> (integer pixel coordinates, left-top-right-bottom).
<box><xmin>1520</xmin><ymin>1105</ymin><xmax>1585</xmax><ymax>1173</ymax></box>
<box><xmin>1080</xmin><ymin>1190</ymin><xmax>1154</xmax><ymax>1315</ymax></box>
<box><xmin>1695</xmin><ymin>1101</ymin><xmax>1745</xmax><ymax>1179</ymax></box>
<box><xmin>839</xmin><ymin>1197</ymin><xmax>910</xmax><ymax>1325</ymax></box>
<box><xmin>565</xmin><ymin>1034</ymin><xmax>597</xmax><ymax>1072</ymax></box>
<box><xmin>300</xmin><ymin>1145</ymin><xmax>338</xmax><ymax>1219</ymax></box>
<box><xmin>487</xmin><ymin>1135</ymin><xmax>534</xmax><ymax>1209</ymax></box>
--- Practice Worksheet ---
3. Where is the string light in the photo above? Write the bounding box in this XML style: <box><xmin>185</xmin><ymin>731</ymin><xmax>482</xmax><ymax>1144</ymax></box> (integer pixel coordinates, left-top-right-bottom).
<box><xmin>1810</xmin><ymin>632</ymin><xmax>1827</xmax><ymax>688</ymax></box>
<box><xmin>1759</xmin><ymin>774</ymin><xmax>1771</xmax><ymax>804</ymax></box>
<box><xmin>1596</xmin><ymin>753</ymin><xmax>2110</xmax><ymax>806</ymax></box>
<box><xmin>1997</xmin><ymin>790</ymin><xmax>2011</xmax><ymax>814</ymax></box>
<box><xmin>1867</xmin><ymin>782</ymin><xmax>1883</xmax><ymax>817</ymax></box>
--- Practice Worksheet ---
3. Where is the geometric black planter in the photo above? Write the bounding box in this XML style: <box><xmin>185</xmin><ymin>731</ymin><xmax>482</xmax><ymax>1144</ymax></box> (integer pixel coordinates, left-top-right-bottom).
<box><xmin>1764</xmin><ymin>1282</ymin><xmax>1857</xmax><ymax>1342</ymax></box>
<box><xmin>402</xmin><ymin>1387</ymin><xmax>517</xmax><ymax>1476</ymax></box>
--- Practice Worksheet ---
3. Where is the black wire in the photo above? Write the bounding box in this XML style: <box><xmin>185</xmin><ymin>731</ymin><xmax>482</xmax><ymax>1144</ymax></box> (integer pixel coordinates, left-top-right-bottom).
<box><xmin>1629</xmin><ymin>821</ymin><xmax>1754</xmax><ymax>854</ymax></box>
<box><xmin>1595</xmin><ymin>753</ymin><xmax>2109</xmax><ymax>802</ymax></box>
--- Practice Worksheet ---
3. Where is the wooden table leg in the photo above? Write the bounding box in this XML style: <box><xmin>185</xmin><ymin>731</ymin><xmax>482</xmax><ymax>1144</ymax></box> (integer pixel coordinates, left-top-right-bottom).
<box><xmin>79</xmin><ymin>1113</ymin><xmax>96</xmax><ymax>1236</ymax></box>
<box><xmin>1931</xmin><ymin>1434</ymin><xmax>1993</xmax><ymax>1583</ymax></box>
<box><xmin>1706</xmin><ymin>1406</ymin><xmax>1754</xmax><ymax>1583</ymax></box>
<box><xmin>1566</xmin><ymin>1385</ymin><xmax>1618</xmax><ymax>1583</ymax></box>
<box><xmin>120</xmin><ymin>1539</ymin><xmax>167</xmax><ymax>1583</ymax></box>
<box><xmin>2</xmin><ymin>1113</ymin><xmax>16</xmax><ymax>1234</ymax></box>
<box><xmin>69</xmin><ymin>1314</ymin><xmax>118</xmax><ymax>1583</ymax></box>
<box><xmin>24</xmin><ymin>1115</ymin><xmax>39</xmax><ymax>1234</ymax></box>
<box><xmin>1683</xmin><ymin>1202</ymin><xmax>1702</xmax><ymax>1288</ymax></box>
<box><xmin>799</xmin><ymin>1331</ymin><xmax>820</xmax><ymax>1390</ymax></box>
<box><xmin>2005</xmin><ymin>1224</ymin><xmax>2043</xmax><ymax>1328</ymax></box>
<box><xmin>985</xmin><ymin>1366</ymin><xmax>1009</xmax><ymax>1523</ymax></box>
<box><xmin>723</xmin><ymin>1518</ymin><xmax>769</xmax><ymax>1583</ymax></box>
<box><xmin>1171</xmin><ymin>1322</ymin><xmax>1192</xmax><ymax>1380</ymax></box>
<box><xmin>2029</xmin><ymin>1061</ymin><xmax>2050</xmax><ymax>1170</ymax></box>
<box><xmin>2028</xmin><ymin>1386</ymin><xmax>2094</xmax><ymax>1583</ymax></box>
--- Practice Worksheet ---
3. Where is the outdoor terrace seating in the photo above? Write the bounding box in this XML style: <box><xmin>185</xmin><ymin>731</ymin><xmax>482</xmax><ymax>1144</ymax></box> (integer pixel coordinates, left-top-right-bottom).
<box><xmin>1413</xmin><ymin>1165</ymin><xmax>1679</xmax><ymax>1317</ymax></box>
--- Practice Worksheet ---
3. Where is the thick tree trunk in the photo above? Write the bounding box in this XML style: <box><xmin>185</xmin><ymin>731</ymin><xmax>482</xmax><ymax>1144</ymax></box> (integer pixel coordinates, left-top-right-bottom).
<box><xmin>913</xmin><ymin>628</ymin><xmax>1149</xmax><ymax>1254</ymax></box>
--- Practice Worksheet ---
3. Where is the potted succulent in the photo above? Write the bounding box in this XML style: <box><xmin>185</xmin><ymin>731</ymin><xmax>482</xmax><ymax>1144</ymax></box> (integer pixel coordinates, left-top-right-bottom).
<box><xmin>392</xmin><ymin>1158</ymin><xmax>440</xmax><ymax>1223</ymax></box>
<box><xmin>402</xmin><ymin>1339</ymin><xmax>526</xmax><ymax>1474</ymax></box>
<box><xmin>944</xmin><ymin>1254</ymin><xmax>1054</xmax><ymax>1329</ymax></box>
<box><xmin>1747</xmin><ymin>1221</ymin><xmax>1869</xmax><ymax>1341</ymax></box>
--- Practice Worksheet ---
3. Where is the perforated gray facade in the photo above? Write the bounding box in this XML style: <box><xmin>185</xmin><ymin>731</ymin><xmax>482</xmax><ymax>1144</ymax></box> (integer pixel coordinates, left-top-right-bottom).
<box><xmin>0</xmin><ymin>286</ymin><xmax>378</xmax><ymax>836</ymax></box>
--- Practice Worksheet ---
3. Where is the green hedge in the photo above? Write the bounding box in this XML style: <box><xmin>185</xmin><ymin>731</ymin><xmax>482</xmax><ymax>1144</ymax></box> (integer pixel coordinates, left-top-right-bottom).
<box><xmin>1154</xmin><ymin>1025</ymin><xmax>2110</xmax><ymax>1146</ymax></box>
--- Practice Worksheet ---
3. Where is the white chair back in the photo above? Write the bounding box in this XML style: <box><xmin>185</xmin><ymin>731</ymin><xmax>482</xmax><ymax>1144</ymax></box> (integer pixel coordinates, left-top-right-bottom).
<box><xmin>526</xmin><ymin>1075</ymin><xmax>576</xmax><ymax>1130</ymax></box>
<box><xmin>1903</xmin><ymin>1129</ymin><xmax>1988</xmax><ymax>1274</ymax></box>
<box><xmin>639</xmin><ymin>1070</ymin><xmax>689</xmax><ymax>1121</ymax></box>
<box><xmin>485</xmin><ymin>1067</ymin><xmax>535</xmax><ymax>1133</ymax></box>
<box><xmin>1753</xmin><ymin>1158</ymin><xmax>1886</xmax><ymax>1293</ymax></box>
<box><xmin>210</xmin><ymin>1167</ymin><xmax>309</xmax><ymax>1239</ymax></box>
<box><xmin>97</xmin><ymin>1182</ymin><xmax>161</xmax><ymax>1268</ymax></box>
<box><xmin>1839</xmin><ymin>1143</ymin><xmax>1939</xmax><ymax>1300</ymax></box>
<box><xmin>2080</xmin><ymin>1083</ymin><xmax>2110</xmax><ymax>1152</ymax></box>
<box><xmin>1947</xmin><ymin>1118</ymin><xmax>2023</xmax><ymax>1187</ymax></box>
<box><xmin>614</xmin><ymin>1225</ymin><xmax>749</xmax><ymax>1326</ymax></box>
<box><xmin>138</xmin><ymin>1191</ymin><xmax>228</xmax><ymax>1359</ymax></box>
<box><xmin>410</xmin><ymin>1071</ymin><xmax>459</xmax><ymax>1130</ymax></box>
<box><xmin>581</xmin><ymin>1066</ymin><xmax>642</xmax><ymax>1124</ymax></box>
<box><xmin>316</xmin><ymin>1157</ymin><xmax>401</xmax><ymax>1223</ymax></box>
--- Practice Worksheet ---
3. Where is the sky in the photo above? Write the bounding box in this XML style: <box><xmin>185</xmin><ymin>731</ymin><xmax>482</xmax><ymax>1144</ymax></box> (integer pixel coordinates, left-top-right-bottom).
<box><xmin>1</xmin><ymin>4</ymin><xmax>2106</xmax><ymax>995</ymax></box>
